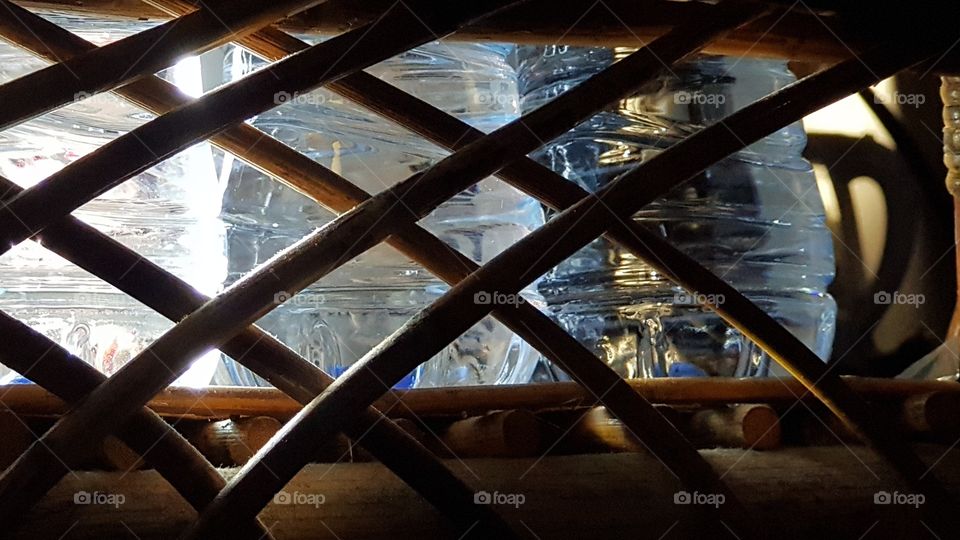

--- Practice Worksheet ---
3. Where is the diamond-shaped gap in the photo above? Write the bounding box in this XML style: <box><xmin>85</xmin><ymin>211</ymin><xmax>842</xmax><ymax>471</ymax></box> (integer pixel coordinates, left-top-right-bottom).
<box><xmin>0</xmin><ymin>32</ymin><xmax>232</xmax><ymax>386</ymax></box>
<box><xmin>0</xmin><ymin>240</ymin><xmax>222</xmax><ymax>386</ymax></box>
<box><xmin>214</xmin><ymin>39</ymin><xmax>550</xmax><ymax>387</ymax></box>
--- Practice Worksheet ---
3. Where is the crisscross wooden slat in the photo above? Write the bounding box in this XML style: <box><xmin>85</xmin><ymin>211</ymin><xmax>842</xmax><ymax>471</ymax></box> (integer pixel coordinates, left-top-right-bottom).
<box><xmin>0</xmin><ymin>1</ymin><xmax>536</xmax><ymax>536</ymax></box>
<box><xmin>0</xmin><ymin>4</ymin><xmax>589</xmax><ymax>535</ymax></box>
<box><xmin>0</xmin><ymin>311</ymin><xmax>276</xmax><ymax>539</ymax></box>
<box><xmin>0</xmin><ymin>0</ymin><xmax>341</xmax><ymax>131</ymax></box>
<box><xmin>0</xmin><ymin>165</ymin><xmax>519</xmax><ymax>537</ymax></box>
<box><xmin>0</xmin><ymin>0</ymin><xmax>955</xmax><ymax>537</ymax></box>
<box><xmin>0</xmin><ymin>3</ymin><xmax>770</xmax><ymax>535</ymax></box>
<box><xmin>0</xmin><ymin>6</ymin><xmax>762</xmax><ymax>534</ymax></box>
<box><xmin>180</xmin><ymin>31</ymin><xmax>960</xmax><ymax>536</ymax></box>
<box><xmin>0</xmin><ymin>0</ymin><xmax>523</xmax><ymax>258</ymax></box>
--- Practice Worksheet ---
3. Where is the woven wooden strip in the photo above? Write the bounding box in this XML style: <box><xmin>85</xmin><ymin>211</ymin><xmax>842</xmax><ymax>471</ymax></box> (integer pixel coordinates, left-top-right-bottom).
<box><xmin>0</xmin><ymin>1</ymin><xmax>528</xmax><ymax>536</ymax></box>
<box><xmin>0</xmin><ymin>312</ymin><xmax>277</xmax><ymax>538</ymax></box>
<box><xmin>1</xmin><ymin>0</ymin><xmax>952</xmax><ymax>536</ymax></box>
<box><xmin>0</xmin><ymin>0</ymin><xmax>340</xmax><ymax>131</ymax></box>
<box><xmin>0</xmin><ymin>168</ymin><xmax>515</xmax><ymax>538</ymax></box>
<box><xmin>174</xmin><ymin>15</ymin><xmax>957</xmax><ymax>521</ymax></box>
<box><xmin>139</xmin><ymin>7</ymin><xmax>780</xmax><ymax>535</ymax></box>
<box><xmin>182</xmin><ymin>32</ymin><xmax>960</xmax><ymax>537</ymax></box>
<box><xmin>0</xmin><ymin>5</ymin><xmax>531</xmax><ymax>534</ymax></box>
<box><xmin>0</xmin><ymin>8</ymin><xmax>757</xmax><ymax>535</ymax></box>
<box><xmin>0</xmin><ymin>0</ymin><xmax>521</xmax><ymax>259</ymax></box>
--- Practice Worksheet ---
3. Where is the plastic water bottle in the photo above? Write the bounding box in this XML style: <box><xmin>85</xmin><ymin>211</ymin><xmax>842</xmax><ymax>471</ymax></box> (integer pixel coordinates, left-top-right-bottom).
<box><xmin>0</xmin><ymin>15</ymin><xmax>224</xmax><ymax>385</ymax></box>
<box><xmin>216</xmin><ymin>42</ymin><xmax>546</xmax><ymax>387</ymax></box>
<box><xmin>516</xmin><ymin>47</ymin><xmax>836</xmax><ymax>378</ymax></box>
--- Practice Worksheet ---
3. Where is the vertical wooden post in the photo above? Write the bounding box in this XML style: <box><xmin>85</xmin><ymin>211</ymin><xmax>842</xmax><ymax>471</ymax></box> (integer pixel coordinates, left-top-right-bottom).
<box><xmin>942</xmin><ymin>76</ymin><xmax>960</xmax><ymax>338</ymax></box>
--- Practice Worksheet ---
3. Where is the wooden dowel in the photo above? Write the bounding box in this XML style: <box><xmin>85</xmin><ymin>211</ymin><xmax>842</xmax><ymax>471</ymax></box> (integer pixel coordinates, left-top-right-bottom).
<box><xmin>186</xmin><ymin>416</ymin><xmax>283</xmax><ymax>466</ymax></box>
<box><xmin>556</xmin><ymin>407</ymin><xmax>656</xmax><ymax>453</ymax></box>
<box><xmin>689</xmin><ymin>405</ymin><xmax>782</xmax><ymax>451</ymax></box>
<box><xmin>441</xmin><ymin>410</ymin><xmax>541</xmax><ymax>458</ymax></box>
<box><xmin>900</xmin><ymin>392</ymin><xmax>960</xmax><ymax>439</ymax></box>
<box><xmin>550</xmin><ymin>405</ymin><xmax>780</xmax><ymax>453</ymax></box>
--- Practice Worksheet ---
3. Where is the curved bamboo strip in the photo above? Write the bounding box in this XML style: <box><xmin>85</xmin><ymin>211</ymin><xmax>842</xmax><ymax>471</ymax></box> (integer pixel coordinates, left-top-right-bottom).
<box><xmin>0</xmin><ymin>0</ymin><xmax>948</xmax><ymax>536</ymax></box>
<box><xmin>181</xmin><ymin>37</ymin><xmax>960</xmax><ymax>536</ymax></box>
<box><xmin>123</xmin><ymin>3</ymin><xmax>958</xmax><ymax>487</ymax></box>
<box><xmin>0</xmin><ymin>4</ymin><xmax>759</xmax><ymax>532</ymax></box>
<box><xmin>0</xmin><ymin>168</ymin><xmax>517</xmax><ymax>538</ymax></box>
<box><xmin>0</xmin><ymin>0</ymin><xmax>521</xmax><ymax>259</ymax></box>
<box><xmin>0</xmin><ymin>2</ymin><xmax>528</xmax><ymax>536</ymax></box>
<box><xmin>0</xmin><ymin>8</ymin><xmax>527</xmax><ymax>535</ymax></box>
<box><xmin>0</xmin><ymin>0</ymin><xmax>339</xmax><ymax>131</ymax></box>
<box><xmin>0</xmin><ymin>313</ymin><xmax>276</xmax><ymax>539</ymax></box>
<box><xmin>0</xmin><ymin>8</ymin><xmax>761</xmax><ymax>533</ymax></box>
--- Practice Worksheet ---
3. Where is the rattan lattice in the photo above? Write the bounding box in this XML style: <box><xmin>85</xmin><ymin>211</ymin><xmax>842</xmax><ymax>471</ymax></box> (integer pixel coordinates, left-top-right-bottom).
<box><xmin>0</xmin><ymin>0</ymin><xmax>957</xmax><ymax>538</ymax></box>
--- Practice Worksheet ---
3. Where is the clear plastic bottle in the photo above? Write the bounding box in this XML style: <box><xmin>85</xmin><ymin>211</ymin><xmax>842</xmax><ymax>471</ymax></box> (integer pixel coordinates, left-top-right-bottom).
<box><xmin>0</xmin><ymin>14</ymin><xmax>225</xmax><ymax>385</ymax></box>
<box><xmin>516</xmin><ymin>47</ymin><xmax>837</xmax><ymax>378</ymax></box>
<box><xmin>216</xmin><ymin>42</ymin><xmax>546</xmax><ymax>387</ymax></box>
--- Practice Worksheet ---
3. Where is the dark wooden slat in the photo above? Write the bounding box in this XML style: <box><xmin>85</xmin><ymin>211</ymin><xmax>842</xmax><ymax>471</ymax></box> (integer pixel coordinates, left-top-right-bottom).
<box><xmin>0</xmin><ymin>8</ymin><xmax>762</xmax><ymax>536</ymax></box>
<box><xmin>0</xmin><ymin>313</ymin><xmax>279</xmax><ymax>539</ymax></box>
<box><xmin>128</xmin><ymin>7</ymin><xmax>960</xmax><ymax>515</ymax></box>
<box><xmin>0</xmin><ymin>0</ymin><xmax>342</xmax><ymax>131</ymax></box>
<box><xmin>0</xmin><ymin>2</ymin><xmax>530</xmax><ymax>536</ymax></box>
<box><xmin>183</xmin><ymin>31</ymin><xmax>960</xmax><ymax>538</ymax></box>
<box><xmin>0</xmin><ymin>0</ymin><xmax>519</xmax><ymax>259</ymax></box>
<box><xmin>0</xmin><ymin>5</ymin><xmax>763</xmax><ymax>535</ymax></box>
<box><xmin>157</xmin><ymin>9</ymin><xmax>771</xmax><ymax>537</ymax></box>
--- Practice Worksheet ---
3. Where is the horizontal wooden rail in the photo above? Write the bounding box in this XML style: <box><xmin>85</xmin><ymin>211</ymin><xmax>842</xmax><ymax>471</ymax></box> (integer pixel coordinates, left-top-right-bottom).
<box><xmin>2</xmin><ymin>378</ymin><xmax>957</xmax><ymax>420</ymax></box>
<box><xmin>21</xmin><ymin>0</ymin><xmax>871</xmax><ymax>62</ymax></box>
